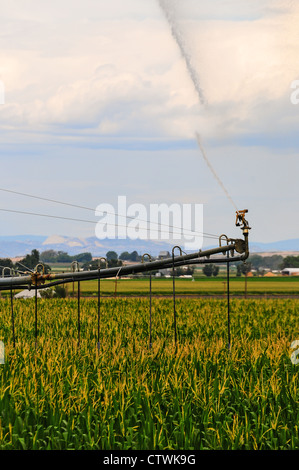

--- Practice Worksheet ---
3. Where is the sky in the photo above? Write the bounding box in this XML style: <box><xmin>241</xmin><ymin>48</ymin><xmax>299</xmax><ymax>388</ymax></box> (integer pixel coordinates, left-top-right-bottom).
<box><xmin>0</xmin><ymin>0</ymin><xmax>298</xmax><ymax>250</ymax></box>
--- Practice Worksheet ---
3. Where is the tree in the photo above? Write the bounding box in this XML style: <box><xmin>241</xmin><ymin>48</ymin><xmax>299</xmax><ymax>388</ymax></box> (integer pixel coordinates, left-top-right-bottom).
<box><xmin>56</xmin><ymin>251</ymin><xmax>72</xmax><ymax>263</ymax></box>
<box><xmin>19</xmin><ymin>249</ymin><xmax>40</xmax><ymax>271</ymax></box>
<box><xmin>203</xmin><ymin>265</ymin><xmax>213</xmax><ymax>277</ymax></box>
<box><xmin>75</xmin><ymin>252</ymin><xmax>92</xmax><ymax>263</ymax></box>
<box><xmin>40</xmin><ymin>250</ymin><xmax>57</xmax><ymax>263</ymax></box>
<box><xmin>17</xmin><ymin>250</ymin><xmax>51</xmax><ymax>273</ymax></box>
<box><xmin>108</xmin><ymin>258</ymin><xmax>122</xmax><ymax>268</ymax></box>
<box><xmin>202</xmin><ymin>264</ymin><xmax>219</xmax><ymax>277</ymax></box>
<box><xmin>281</xmin><ymin>256</ymin><xmax>299</xmax><ymax>269</ymax></box>
<box><xmin>173</xmin><ymin>266</ymin><xmax>195</xmax><ymax>276</ymax></box>
<box><xmin>203</xmin><ymin>264</ymin><xmax>219</xmax><ymax>277</ymax></box>
<box><xmin>119</xmin><ymin>251</ymin><xmax>141</xmax><ymax>262</ymax></box>
<box><xmin>106</xmin><ymin>251</ymin><xmax>118</xmax><ymax>261</ymax></box>
<box><xmin>119</xmin><ymin>251</ymin><xmax>131</xmax><ymax>261</ymax></box>
<box><xmin>129</xmin><ymin>250</ymin><xmax>140</xmax><ymax>262</ymax></box>
<box><xmin>41</xmin><ymin>250</ymin><xmax>93</xmax><ymax>264</ymax></box>
<box><xmin>249</xmin><ymin>254</ymin><xmax>284</xmax><ymax>271</ymax></box>
<box><xmin>237</xmin><ymin>262</ymin><xmax>252</xmax><ymax>276</ymax></box>
<box><xmin>212</xmin><ymin>265</ymin><xmax>219</xmax><ymax>277</ymax></box>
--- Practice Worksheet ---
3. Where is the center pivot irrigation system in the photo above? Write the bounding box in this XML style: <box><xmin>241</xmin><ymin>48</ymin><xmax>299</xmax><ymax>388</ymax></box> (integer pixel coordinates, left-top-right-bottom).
<box><xmin>0</xmin><ymin>210</ymin><xmax>250</xmax><ymax>351</ymax></box>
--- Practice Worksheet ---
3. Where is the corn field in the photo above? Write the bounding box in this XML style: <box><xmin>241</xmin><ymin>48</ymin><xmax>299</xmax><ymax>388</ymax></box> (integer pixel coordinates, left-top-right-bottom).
<box><xmin>0</xmin><ymin>297</ymin><xmax>298</xmax><ymax>450</ymax></box>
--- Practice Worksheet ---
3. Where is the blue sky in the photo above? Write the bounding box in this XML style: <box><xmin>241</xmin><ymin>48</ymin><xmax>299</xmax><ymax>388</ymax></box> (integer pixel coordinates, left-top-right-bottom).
<box><xmin>0</xmin><ymin>0</ymin><xmax>298</xmax><ymax>249</ymax></box>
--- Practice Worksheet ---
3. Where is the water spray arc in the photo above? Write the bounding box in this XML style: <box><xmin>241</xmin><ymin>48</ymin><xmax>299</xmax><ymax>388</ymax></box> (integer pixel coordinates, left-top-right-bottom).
<box><xmin>195</xmin><ymin>133</ymin><xmax>238</xmax><ymax>211</ymax></box>
<box><xmin>157</xmin><ymin>1</ymin><xmax>240</xmax><ymax>212</ymax></box>
<box><xmin>158</xmin><ymin>0</ymin><xmax>206</xmax><ymax>106</ymax></box>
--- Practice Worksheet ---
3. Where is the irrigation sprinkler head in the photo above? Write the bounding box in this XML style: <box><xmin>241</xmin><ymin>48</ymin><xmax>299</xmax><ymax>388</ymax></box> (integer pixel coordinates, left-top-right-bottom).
<box><xmin>234</xmin><ymin>210</ymin><xmax>250</xmax><ymax>262</ymax></box>
<box><xmin>235</xmin><ymin>209</ymin><xmax>251</xmax><ymax>234</ymax></box>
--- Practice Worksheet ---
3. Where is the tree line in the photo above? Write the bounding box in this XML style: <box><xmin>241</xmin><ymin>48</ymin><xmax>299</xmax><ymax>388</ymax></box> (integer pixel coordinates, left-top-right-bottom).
<box><xmin>0</xmin><ymin>250</ymin><xmax>296</xmax><ymax>278</ymax></box>
<box><xmin>40</xmin><ymin>250</ymin><xmax>92</xmax><ymax>264</ymax></box>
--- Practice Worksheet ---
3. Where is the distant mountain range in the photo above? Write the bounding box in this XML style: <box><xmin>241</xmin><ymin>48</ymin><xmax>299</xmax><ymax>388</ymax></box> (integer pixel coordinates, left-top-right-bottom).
<box><xmin>0</xmin><ymin>234</ymin><xmax>176</xmax><ymax>258</ymax></box>
<box><xmin>248</xmin><ymin>239</ymin><xmax>299</xmax><ymax>254</ymax></box>
<box><xmin>0</xmin><ymin>234</ymin><xmax>298</xmax><ymax>259</ymax></box>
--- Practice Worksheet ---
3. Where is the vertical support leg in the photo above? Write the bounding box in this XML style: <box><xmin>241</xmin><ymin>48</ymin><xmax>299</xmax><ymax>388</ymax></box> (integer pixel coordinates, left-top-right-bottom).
<box><xmin>149</xmin><ymin>272</ymin><xmax>152</xmax><ymax>349</ymax></box>
<box><xmin>97</xmin><ymin>275</ymin><xmax>100</xmax><ymax>351</ymax></box>
<box><xmin>35</xmin><ymin>287</ymin><xmax>38</xmax><ymax>349</ymax></box>
<box><xmin>171</xmin><ymin>246</ymin><xmax>182</xmax><ymax>349</ymax></box>
<box><xmin>172</xmin><ymin>253</ymin><xmax>177</xmax><ymax>347</ymax></box>
<box><xmin>114</xmin><ymin>277</ymin><xmax>117</xmax><ymax>298</ymax></box>
<box><xmin>244</xmin><ymin>270</ymin><xmax>248</xmax><ymax>299</ymax></box>
<box><xmin>97</xmin><ymin>258</ymin><xmax>107</xmax><ymax>352</ymax></box>
<box><xmin>142</xmin><ymin>254</ymin><xmax>153</xmax><ymax>350</ymax></box>
<box><xmin>77</xmin><ymin>280</ymin><xmax>80</xmax><ymax>348</ymax></box>
<box><xmin>227</xmin><ymin>253</ymin><xmax>231</xmax><ymax>351</ymax></box>
<box><xmin>10</xmin><ymin>286</ymin><xmax>15</xmax><ymax>348</ymax></box>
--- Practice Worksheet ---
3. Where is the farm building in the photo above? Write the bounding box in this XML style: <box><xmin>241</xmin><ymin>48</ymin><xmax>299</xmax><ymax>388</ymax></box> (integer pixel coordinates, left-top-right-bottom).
<box><xmin>14</xmin><ymin>289</ymin><xmax>41</xmax><ymax>299</ymax></box>
<box><xmin>281</xmin><ymin>268</ymin><xmax>299</xmax><ymax>276</ymax></box>
<box><xmin>158</xmin><ymin>251</ymin><xmax>171</xmax><ymax>259</ymax></box>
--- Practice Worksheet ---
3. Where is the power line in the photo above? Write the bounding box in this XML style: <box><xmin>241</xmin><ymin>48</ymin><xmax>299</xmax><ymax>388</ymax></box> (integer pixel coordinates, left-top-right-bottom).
<box><xmin>0</xmin><ymin>207</ymin><xmax>220</xmax><ymax>241</ymax></box>
<box><xmin>0</xmin><ymin>186</ymin><xmax>220</xmax><ymax>240</ymax></box>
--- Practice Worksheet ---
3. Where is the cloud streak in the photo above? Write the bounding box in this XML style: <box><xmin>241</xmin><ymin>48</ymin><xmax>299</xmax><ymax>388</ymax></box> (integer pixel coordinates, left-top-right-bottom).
<box><xmin>0</xmin><ymin>0</ymin><xmax>298</xmax><ymax>150</ymax></box>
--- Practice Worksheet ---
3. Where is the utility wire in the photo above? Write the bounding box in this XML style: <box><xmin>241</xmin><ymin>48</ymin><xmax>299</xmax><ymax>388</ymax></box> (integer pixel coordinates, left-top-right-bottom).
<box><xmin>0</xmin><ymin>207</ymin><xmax>220</xmax><ymax>241</ymax></box>
<box><xmin>0</xmin><ymin>186</ymin><xmax>220</xmax><ymax>240</ymax></box>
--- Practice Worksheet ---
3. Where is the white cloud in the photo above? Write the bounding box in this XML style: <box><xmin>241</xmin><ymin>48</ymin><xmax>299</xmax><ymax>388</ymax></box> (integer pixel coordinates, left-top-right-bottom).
<box><xmin>0</xmin><ymin>0</ymin><xmax>297</xmax><ymax>148</ymax></box>
<box><xmin>0</xmin><ymin>0</ymin><xmax>298</xmax><ymax>243</ymax></box>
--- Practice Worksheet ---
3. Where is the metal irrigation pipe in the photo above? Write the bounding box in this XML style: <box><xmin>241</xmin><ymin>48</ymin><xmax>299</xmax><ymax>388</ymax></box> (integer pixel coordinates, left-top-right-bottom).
<box><xmin>0</xmin><ymin>249</ymin><xmax>248</xmax><ymax>292</ymax></box>
<box><xmin>0</xmin><ymin>225</ymin><xmax>249</xmax><ymax>292</ymax></box>
<box><xmin>43</xmin><ymin>240</ymin><xmax>243</xmax><ymax>282</ymax></box>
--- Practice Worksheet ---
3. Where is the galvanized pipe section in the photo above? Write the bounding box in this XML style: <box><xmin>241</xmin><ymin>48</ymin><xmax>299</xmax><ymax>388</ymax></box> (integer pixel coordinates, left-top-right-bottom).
<box><xmin>0</xmin><ymin>233</ymin><xmax>249</xmax><ymax>292</ymax></box>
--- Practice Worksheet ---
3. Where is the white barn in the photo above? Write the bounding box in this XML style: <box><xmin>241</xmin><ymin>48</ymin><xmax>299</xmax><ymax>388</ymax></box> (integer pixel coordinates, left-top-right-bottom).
<box><xmin>14</xmin><ymin>289</ymin><xmax>41</xmax><ymax>299</ymax></box>
<box><xmin>281</xmin><ymin>268</ymin><xmax>299</xmax><ymax>276</ymax></box>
